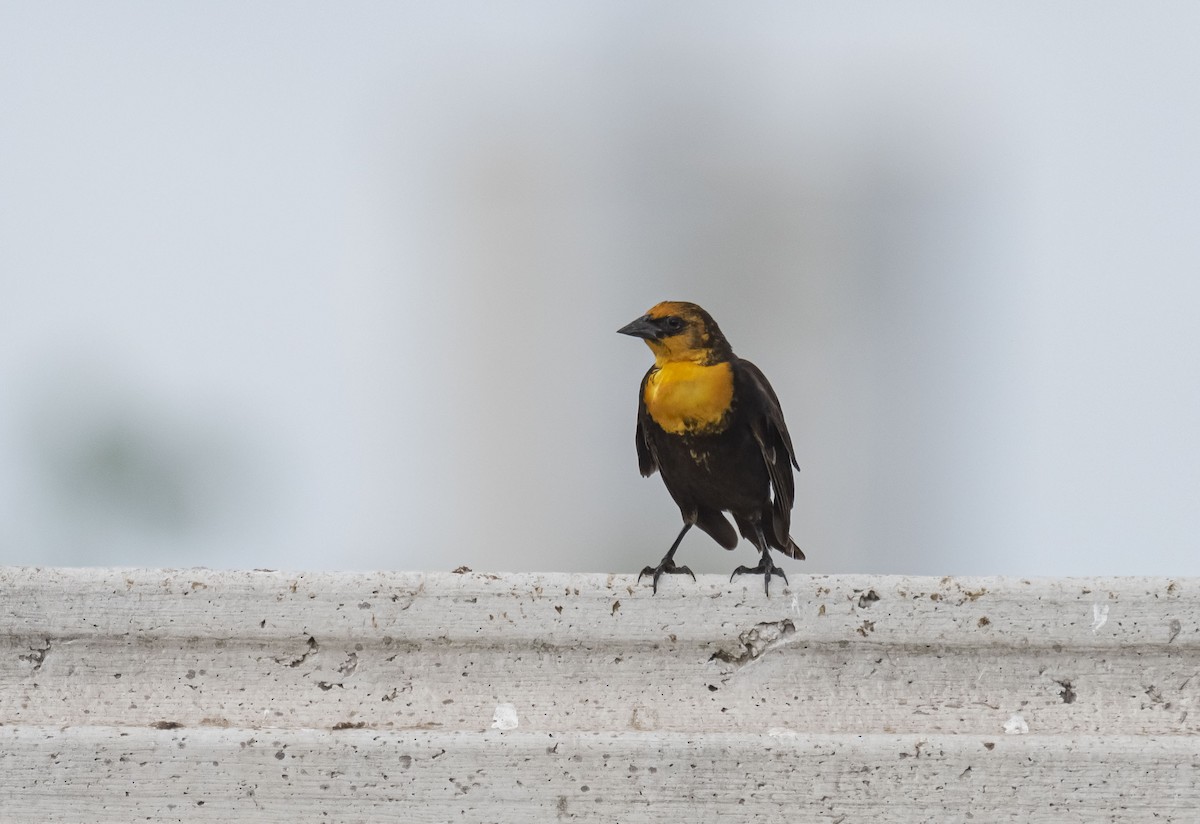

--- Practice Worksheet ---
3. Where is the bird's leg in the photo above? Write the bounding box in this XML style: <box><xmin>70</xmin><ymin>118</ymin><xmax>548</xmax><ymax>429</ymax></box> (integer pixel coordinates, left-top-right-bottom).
<box><xmin>639</xmin><ymin>522</ymin><xmax>696</xmax><ymax>594</ymax></box>
<box><xmin>730</xmin><ymin>521</ymin><xmax>789</xmax><ymax>596</ymax></box>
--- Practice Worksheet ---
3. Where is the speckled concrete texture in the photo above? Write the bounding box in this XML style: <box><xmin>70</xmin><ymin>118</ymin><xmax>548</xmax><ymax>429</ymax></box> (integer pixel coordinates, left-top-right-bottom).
<box><xmin>2</xmin><ymin>568</ymin><xmax>1198</xmax><ymax>821</ymax></box>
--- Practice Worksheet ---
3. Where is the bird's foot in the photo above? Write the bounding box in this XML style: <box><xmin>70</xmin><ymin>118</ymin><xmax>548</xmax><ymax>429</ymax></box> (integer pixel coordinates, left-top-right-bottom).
<box><xmin>730</xmin><ymin>557</ymin><xmax>789</xmax><ymax>596</ymax></box>
<box><xmin>638</xmin><ymin>558</ymin><xmax>696</xmax><ymax>594</ymax></box>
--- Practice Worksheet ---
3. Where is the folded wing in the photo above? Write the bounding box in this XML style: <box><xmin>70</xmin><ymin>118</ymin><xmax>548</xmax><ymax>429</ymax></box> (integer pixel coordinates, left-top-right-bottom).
<box><xmin>737</xmin><ymin>359</ymin><xmax>803</xmax><ymax>557</ymax></box>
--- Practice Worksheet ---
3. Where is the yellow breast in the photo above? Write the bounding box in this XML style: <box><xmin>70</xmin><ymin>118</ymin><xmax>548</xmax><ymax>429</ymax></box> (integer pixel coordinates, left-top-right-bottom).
<box><xmin>644</xmin><ymin>361</ymin><xmax>734</xmax><ymax>434</ymax></box>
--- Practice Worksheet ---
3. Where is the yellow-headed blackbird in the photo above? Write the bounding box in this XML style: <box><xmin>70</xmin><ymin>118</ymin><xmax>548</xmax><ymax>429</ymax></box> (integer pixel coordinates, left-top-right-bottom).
<box><xmin>618</xmin><ymin>301</ymin><xmax>804</xmax><ymax>595</ymax></box>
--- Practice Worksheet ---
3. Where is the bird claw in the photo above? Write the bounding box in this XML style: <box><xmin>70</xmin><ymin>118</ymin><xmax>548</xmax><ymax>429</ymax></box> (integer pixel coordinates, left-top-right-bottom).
<box><xmin>730</xmin><ymin>560</ymin><xmax>789</xmax><ymax>596</ymax></box>
<box><xmin>638</xmin><ymin>559</ymin><xmax>696</xmax><ymax>594</ymax></box>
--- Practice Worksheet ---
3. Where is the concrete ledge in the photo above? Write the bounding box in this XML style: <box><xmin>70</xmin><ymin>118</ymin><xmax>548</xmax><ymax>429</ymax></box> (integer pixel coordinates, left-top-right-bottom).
<box><xmin>3</xmin><ymin>568</ymin><xmax>1199</xmax><ymax>820</ymax></box>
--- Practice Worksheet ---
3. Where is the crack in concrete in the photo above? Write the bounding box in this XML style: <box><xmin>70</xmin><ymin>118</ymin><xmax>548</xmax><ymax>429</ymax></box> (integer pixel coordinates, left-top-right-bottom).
<box><xmin>275</xmin><ymin>636</ymin><xmax>319</xmax><ymax>668</ymax></box>
<box><xmin>709</xmin><ymin>619</ymin><xmax>796</xmax><ymax>667</ymax></box>
<box><xmin>19</xmin><ymin>639</ymin><xmax>51</xmax><ymax>671</ymax></box>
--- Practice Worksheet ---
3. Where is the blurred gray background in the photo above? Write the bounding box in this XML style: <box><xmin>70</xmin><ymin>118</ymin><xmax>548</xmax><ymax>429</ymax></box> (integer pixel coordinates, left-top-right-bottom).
<box><xmin>2</xmin><ymin>2</ymin><xmax>1197</xmax><ymax>576</ymax></box>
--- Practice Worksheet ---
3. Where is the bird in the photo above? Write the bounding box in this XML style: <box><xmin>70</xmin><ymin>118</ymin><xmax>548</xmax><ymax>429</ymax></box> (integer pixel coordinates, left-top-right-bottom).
<box><xmin>618</xmin><ymin>301</ymin><xmax>804</xmax><ymax>595</ymax></box>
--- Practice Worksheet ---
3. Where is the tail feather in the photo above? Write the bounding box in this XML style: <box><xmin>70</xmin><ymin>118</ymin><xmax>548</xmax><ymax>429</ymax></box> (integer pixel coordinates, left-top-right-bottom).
<box><xmin>779</xmin><ymin>536</ymin><xmax>805</xmax><ymax>560</ymax></box>
<box><xmin>696</xmin><ymin>508</ymin><xmax>738</xmax><ymax>550</ymax></box>
<box><xmin>770</xmin><ymin>509</ymin><xmax>805</xmax><ymax>559</ymax></box>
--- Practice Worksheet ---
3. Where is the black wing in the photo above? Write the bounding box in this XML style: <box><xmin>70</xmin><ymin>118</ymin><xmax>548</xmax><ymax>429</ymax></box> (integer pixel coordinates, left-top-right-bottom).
<box><xmin>634</xmin><ymin>369</ymin><xmax>658</xmax><ymax>477</ymax></box>
<box><xmin>736</xmin><ymin>359</ymin><xmax>799</xmax><ymax>545</ymax></box>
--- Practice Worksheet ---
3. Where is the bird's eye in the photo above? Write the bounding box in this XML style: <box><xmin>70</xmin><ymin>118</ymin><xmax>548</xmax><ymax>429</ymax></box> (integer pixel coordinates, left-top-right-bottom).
<box><xmin>664</xmin><ymin>316</ymin><xmax>685</xmax><ymax>333</ymax></box>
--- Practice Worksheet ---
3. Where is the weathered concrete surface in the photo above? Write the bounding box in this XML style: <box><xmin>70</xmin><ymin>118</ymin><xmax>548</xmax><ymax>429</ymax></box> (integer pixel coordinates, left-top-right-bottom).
<box><xmin>3</xmin><ymin>727</ymin><xmax>1195</xmax><ymax>822</ymax></box>
<box><xmin>2</xmin><ymin>568</ymin><xmax>1199</xmax><ymax>821</ymax></box>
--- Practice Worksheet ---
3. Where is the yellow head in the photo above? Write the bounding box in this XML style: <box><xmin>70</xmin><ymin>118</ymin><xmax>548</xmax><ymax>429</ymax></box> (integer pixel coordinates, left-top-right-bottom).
<box><xmin>617</xmin><ymin>301</ymin><xmax>733</xmax><ymax>366</ymax></box>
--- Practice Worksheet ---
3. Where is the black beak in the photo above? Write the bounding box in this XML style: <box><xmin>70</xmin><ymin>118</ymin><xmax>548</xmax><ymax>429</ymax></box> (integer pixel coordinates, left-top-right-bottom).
<box><xmin>617</xmin><ymin>315</ymin><xmax>660</xmax><ymax>340</ymax></box>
